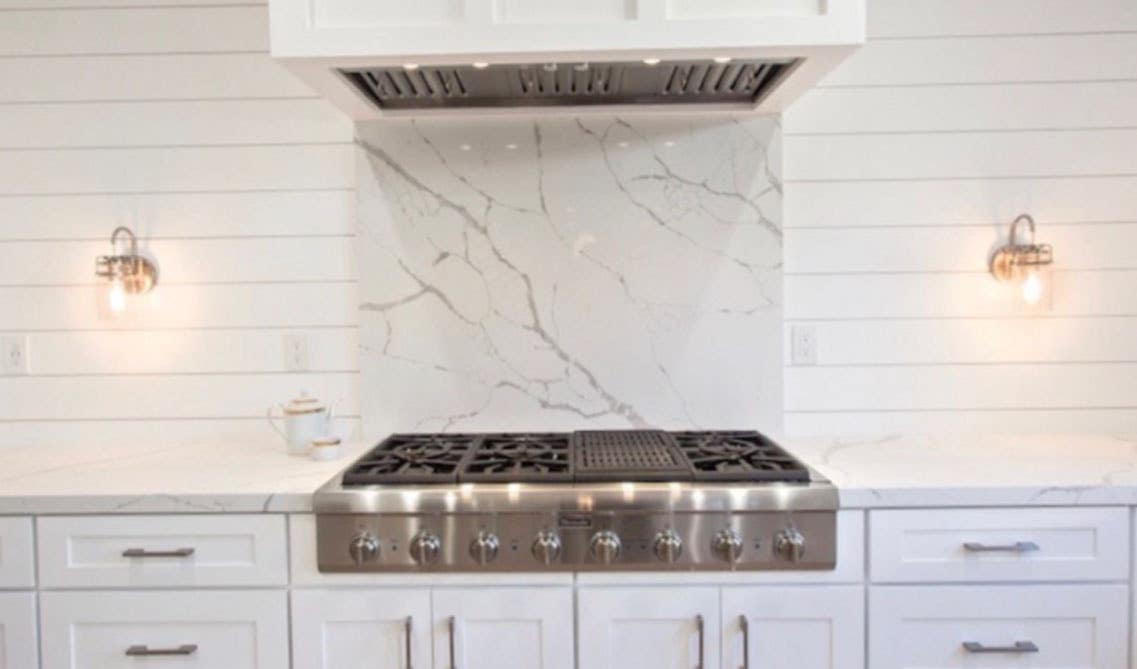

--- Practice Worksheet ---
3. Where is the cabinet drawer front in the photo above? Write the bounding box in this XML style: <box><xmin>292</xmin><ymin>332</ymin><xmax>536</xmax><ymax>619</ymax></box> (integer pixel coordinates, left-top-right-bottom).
<box><xmin>0</xmin><ymin>592</ymin><xmax>38</xmax><ymax>669</ymax></box>
<box><xmin>40</xmin><ymin>590</ymin><xmax>288</xmax><ymax>669</ymax></box>
<box><xmin>38</xmin><ymin>514</ymin><xmax>287</xmax><ymax>587</ymax></box>
<box><xmin>0</xmin><ymin>518</ymin><xmax>34</xmax><ymax>588</ymax></box>
<box><xmin>870</xmin><ymin>507</ymin><xmax>1129</xmax><ymax>583</ymax></box>
<box><xmin>870</xmin><ymin>585</ymin><xmax>1127</xmax><ymax>669</ymax></box>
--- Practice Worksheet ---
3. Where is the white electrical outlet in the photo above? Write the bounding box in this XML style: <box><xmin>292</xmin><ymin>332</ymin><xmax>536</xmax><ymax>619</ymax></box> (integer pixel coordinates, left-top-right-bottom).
<box><xmin>790</xmin><ymin>325</ymin><xmax>817</xmax><ymax>366</ymax></box>
<box><xmin>1</xmin><ymin>336</ymin><xmax>29</xmax><ymax>375</ymax></box>
<box><xmin>284</xmin><ymin>334</ymin><xmax>310</xmax><ymax>372</ymax></box>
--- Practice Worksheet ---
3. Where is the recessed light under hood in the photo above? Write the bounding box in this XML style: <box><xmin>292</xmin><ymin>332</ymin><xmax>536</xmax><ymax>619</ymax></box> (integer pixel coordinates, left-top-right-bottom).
<box><xmin>341</xmin><ymin>59</ymin><xmax>801</xmax><ymax>111</ymax></box>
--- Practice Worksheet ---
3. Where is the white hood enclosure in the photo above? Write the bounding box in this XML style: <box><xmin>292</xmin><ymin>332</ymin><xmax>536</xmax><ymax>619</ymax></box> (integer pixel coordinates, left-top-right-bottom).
<box><xmin>269</xmin><ymin>0</ymin><xmax>865</xmax><ymax>117</ymax></box>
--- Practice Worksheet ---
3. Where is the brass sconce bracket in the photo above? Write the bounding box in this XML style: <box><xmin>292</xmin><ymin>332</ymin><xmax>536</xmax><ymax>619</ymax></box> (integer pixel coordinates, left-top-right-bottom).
<box><xmin>990</xmin><ymin>214</ymin><xmax>1053</xmax><ymax>281</ymax></box>
<box><xmin>94</xmin><ymin>226</ymin><xmax>159</xmax><ymax>294</ymax></box>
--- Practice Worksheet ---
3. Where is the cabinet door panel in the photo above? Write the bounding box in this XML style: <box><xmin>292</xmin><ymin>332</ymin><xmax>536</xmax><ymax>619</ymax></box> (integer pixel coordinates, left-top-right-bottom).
<box><xmin>292</xmin><ymin>589</ymin><xmax>431</xmax><ymax>669</ymax></box>
<box><xmin>0</xmin><ymin>592</ymin><xmax>37</xmax><ymax>669</ymax></box>
<box><xmin>577</xmin><ymin>586</ymin><xmax>720</xmax><ymax>669</ymax></box>
<box><xmin>432</xmin><ymin>587</ymin><xmax>573</xmax><ymax>669</ymax></box>
<box><xmin>723</xmin><ymin>585</ymin><xmax>864</xmax><ymax>669</ymax></box>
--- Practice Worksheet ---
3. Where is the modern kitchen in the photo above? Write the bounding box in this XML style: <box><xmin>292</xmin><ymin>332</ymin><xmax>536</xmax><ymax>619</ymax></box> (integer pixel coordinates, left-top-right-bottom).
<box><xmin>1</xmin><ymin>1</ymin><xmax>1136</xmax><ymax>667</ymax></box>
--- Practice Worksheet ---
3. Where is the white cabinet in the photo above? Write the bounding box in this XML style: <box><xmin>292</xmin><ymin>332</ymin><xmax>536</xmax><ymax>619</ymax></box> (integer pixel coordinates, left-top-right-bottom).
<box><xmin>578</xmin><ymin>586</ymin><xmax>720</xmax><ymax>669</ymax></box>
<box><xmin>38</xmin><ymin>514</ymin><xmax>287</xmax><ymax>588</ymax></box>
<box><xmin>0</xmin><ymin>592</ymin><xmax>37</xmax><ymax>669</ymax></box>
<box><xmin>870</xmin><ymin>584</ymin><xmax>1128</xmax><ymax>669</ymax></box>
<box><xmin>433</xmin><ymin>587</ymin><xmax>574</xmax><ymax>669</ymax></box>
<box><xmin>0</xmin><ymin>517</ymin><xmax>34</xmax><ymax>588</ymax></box>
<box><xmin>723</xmin><ymin>586</ymin><xmax>864</xmax><ymax>669</ymax></box>
<box><xmin>40</xmin><ymin>590</ymin><xmax>289</xmax><ymax>669</ymax></box>
<box><xmin>291</xmin><ymin>589</ymin><xmax>432</xmax><ymax>669</ymax></box>
<box><xmin>870</xmin><ymin>507</ymin><xmax>1130</xmax><ymax>583</ymax></box>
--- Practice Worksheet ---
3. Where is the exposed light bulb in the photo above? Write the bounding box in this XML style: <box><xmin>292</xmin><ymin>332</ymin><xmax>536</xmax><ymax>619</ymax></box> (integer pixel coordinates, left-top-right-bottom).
<box><xmin>472</xmin><ymin>62</ymin><xmax>489</xmax><ymax>69</ymax></box>
<box><xmin>107</xmin><ymin>279</ymin><xmax>127</xmax><ymax>313</ymax></box>
<box><xmin>1021</xmin><ymin>269</ymin><xmax>1044</xmax><ymax>305</ymax></box>
<box><xmin>713</xmin><ymin>56</ymin><xmax>733</xmax><ymax>64</ymax></box>
<box><xmin>642</xmin><ymin>58</ymin><xmax>661</xmax><ymax>66</ymax></box>
<box><xmin>402</xmin><ymin>63</ymin><xmax>419</xmax><ymax>70</ymax></box>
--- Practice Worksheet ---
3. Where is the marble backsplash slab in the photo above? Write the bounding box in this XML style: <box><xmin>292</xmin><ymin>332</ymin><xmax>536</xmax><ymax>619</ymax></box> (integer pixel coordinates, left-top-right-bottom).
<box><xmin>356</xmin><ymin>115</ymin><xmax>782</xmax><ymax>437</ymax></box>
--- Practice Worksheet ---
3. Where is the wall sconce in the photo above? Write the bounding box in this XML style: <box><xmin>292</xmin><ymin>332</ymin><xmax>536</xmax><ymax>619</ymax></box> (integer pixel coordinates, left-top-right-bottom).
<box><xmin>94</xmin><ymin>226</ymin><xmax>158</xmax><ymax>314</ymax></box>
<box><xmin>989</xmin><ymin>214</ymin><xmax>1053</xmax><ymax>307</ymax></box>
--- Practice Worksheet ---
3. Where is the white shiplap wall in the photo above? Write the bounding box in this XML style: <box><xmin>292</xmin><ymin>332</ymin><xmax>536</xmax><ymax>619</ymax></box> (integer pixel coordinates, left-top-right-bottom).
<box><xmin>783</xmin><ymin>0</ymin><xmax>1137</xmax><ymax>435</ymax></box>
<box><xmin>0</xmin><ymin>1</ymin><xmax>360</xmax><ymax>445</ymax></box>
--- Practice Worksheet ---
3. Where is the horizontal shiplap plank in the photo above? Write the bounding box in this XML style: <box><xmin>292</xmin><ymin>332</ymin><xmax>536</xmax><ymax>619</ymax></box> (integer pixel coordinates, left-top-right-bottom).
<box><xmin>822</xmin><ymin>33</ymin><xmax>1137</xmax><ymax>87</ymax></box>
<box><xmin>785</xmin><ymin>129</ymin><xmax>1137</xmax><ymax>181</ymax></box>
<box><xmin>0</xmin><ymin>99</ymin><xmax>351</xmax><ymax>148</ymax></box>
<box><xmin>0</xmin><ymin>6</ymin><xmax>266</xmax><ymax>55</ymax></box>
<box><xmin>0</xmin><ymin>144</ymin><xmax>353</xmax><ymax>194</ymax></box>
<box><xmin>0</xmin><ymin>190</ymin><xmax>352</xmax><ymax>239</ymax></box>
<box><xmin>869</xmin><ymin>0</ymin><xmax>1137</xmax><ymax>38</ymax></box>
<box><xmin>0</xmin><ymin>416</ymin><xmax>359</xmax><ymax>449</ymax></box>
<box><xmin>785</xmin><ymin>176</ymin><xmax>1137</xmax><ymax>228</ymax></box>
<box><xmin>789</xmin><ymin>318</ymin><xmax>1137</xmax><ymax>365</ymax></box>
<box><xmin>786</xmin><ymin>363</ymin><xmax>1137</xmax><ymax>411</ymax></box>
<box><xmin>786</xmin><ymin>271</ymin><xmax>1137</xmax><ymax>319</ymax></box>
<box><xmin>0</xmin><ymin>282</ymin><xmax>357</xmax><ymax>329</ymax></box>
<box><xmin>785</xmin><ymin>81</ymin><xmax>1137</xmax><ymax>134</ymax></box>
<box><xmin>0</xmin><ymin>53</ymin><xmax>311</xmax><ymax>102</ymax></box>
<box><xmin>0</xmin><ymin>372</ymin><xmax>359</xmax><ymax>420</ymax></box>
<box><xmin>0</xmin><ymin>0</ymin><xmax>263</xmax><ymax>7</ymax></box>
<box><xmin>0</xmin><ymin>328</ymin><xmax>358</xmax><ymax>374</ymax></box>
<box><xmin>0</xmin><ymin>237</ymin><xmax>356</xmax><ymax>284</ymax></box>
<box><xmin>786</xmin><ymin>222</ymin><xmax>1137</xmax><ymax>273</ymax></box>
<box><xmin>785</xmin><ymin>408</ymin><xmax>1137</xmax><ymax>436</ymax></box>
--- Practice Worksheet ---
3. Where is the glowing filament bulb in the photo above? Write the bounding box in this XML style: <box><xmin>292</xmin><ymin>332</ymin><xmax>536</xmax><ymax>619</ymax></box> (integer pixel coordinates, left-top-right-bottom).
<box><xmin>108</xmin><ymin>278</ymin><xmax>127</xmax><ymax>313</ymax></box>
<box><xmin>1021</xmin><ymin>269</ymin><xmax>1044</xmax><ymax>305</ymax></box>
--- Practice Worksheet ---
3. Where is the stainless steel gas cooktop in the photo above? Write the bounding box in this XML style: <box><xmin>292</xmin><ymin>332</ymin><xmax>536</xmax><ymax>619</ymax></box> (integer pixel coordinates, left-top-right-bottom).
<box><xmin>315</xmin><ymin>430</ymin><xmax>837</xmax><ymax>572</ymax></box>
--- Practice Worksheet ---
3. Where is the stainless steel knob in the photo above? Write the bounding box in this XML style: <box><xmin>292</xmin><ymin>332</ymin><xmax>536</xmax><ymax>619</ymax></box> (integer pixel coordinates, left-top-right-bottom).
<box><xmin>590</xmin><ymin>530</ymin><xmax>622</xmax><ymax>564</ymax></box>
<box><xmin>711</xmin><ymin>528</ymin><xmax>744</xmax><ymax>563</ymax></box>
<box><xmin>531</xmin><ymin>530</ymin><xmax>562</xmax><ymax>565</ymax></box>
<box><xmin>409</xmin><ymin>530</ymin><xmax>441</xmax><ymax>565</ymax></box>
<box><xmin>652</xmin><ymin>529</ymin><xmax>683</xmax><ymax>563</ymax></box>
<box><xmin>469</xmin><ymin>530</ymin><xmax>500</xmax><ymax>565</ymax></box>
<box><xmin>348</xmin><ymin>532</ymin><xmax>380</xmax><ymax>565</ymax></box>
<box><xmin>774</xmin><ymin>527</ymin><xmax>806</xmax><ymax>563</ymax></box>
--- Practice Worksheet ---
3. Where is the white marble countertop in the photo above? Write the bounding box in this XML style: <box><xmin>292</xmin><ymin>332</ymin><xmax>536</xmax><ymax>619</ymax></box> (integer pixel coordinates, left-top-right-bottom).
<box><xmin>1</xmin><ymin>434</ymin><xmax>1135</xmax><ymax>514</ymax></box>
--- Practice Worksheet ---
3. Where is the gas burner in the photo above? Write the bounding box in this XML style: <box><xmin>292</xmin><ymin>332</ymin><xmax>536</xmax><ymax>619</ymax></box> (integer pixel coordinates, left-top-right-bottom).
<box><xmin>462</xmin><ymin>433</ymin><xmax>573</xmax><ymax>483</ymax></box>
<box><xmin>672</xmin><ymin>431</ymin><xmax>811</xmax><ymax>482</ymax></box>
<box><xmin>342</xmin><ymin>434</ymin><xmax>476</xmax><ymax>484</ymax></box>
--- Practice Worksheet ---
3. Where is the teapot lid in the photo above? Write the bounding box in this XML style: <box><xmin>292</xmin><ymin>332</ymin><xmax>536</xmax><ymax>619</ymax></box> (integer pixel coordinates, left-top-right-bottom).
<box><xmin>284</xmin><ymin>393</ymin><xmax>325</xmax><ymax>415</ymax></box>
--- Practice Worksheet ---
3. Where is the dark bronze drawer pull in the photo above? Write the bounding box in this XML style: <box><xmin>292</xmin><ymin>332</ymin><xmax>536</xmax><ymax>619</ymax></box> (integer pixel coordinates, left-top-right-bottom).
<box><xmin>125</xmin><ymin>644</ymin><xmax>198</xmax><ymax>656</ymax></box>
<box><xmin>122</xmin><ymin>547</ymin><xmax>195</xmax><ymax>558</ymax></box>
<box><xmin>963</xmin><ymin>640</ymin><xmax>1039</xmax><ymax>654</ymax></box>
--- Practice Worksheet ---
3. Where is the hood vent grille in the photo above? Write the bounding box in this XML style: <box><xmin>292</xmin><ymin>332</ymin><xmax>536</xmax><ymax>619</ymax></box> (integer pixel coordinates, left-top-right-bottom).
<box><xmin>340</xmin><ymin>58</ymin><xmax>800</xmax><ymax>111</ymax></box>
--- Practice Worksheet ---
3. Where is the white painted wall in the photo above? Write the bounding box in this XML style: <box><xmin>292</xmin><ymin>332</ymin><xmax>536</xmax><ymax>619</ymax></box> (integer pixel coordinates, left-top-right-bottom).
<box><xmin>783</xmin><ymin>0</ymin><xmax>1137</xmax><ymax>434</ymax></box>
<box><xmin>0</xmin><ymin>1</ymin><xmax>360</xmax><ymax>445</ymax></box>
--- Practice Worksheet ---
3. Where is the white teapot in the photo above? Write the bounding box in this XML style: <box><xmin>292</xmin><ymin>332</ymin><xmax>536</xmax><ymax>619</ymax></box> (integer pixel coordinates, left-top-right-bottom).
<box><xmin>268</xmin><ymin>393</ymin><xmax>333</xmax><ymax>455</ymax></box>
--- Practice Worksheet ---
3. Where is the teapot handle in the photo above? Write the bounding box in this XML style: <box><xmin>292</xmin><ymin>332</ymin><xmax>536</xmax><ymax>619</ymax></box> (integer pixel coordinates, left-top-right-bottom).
<box><xmin>267</xmin><ymin>405</ymin><xmax>286</xmax><ymax>440</ymax></box>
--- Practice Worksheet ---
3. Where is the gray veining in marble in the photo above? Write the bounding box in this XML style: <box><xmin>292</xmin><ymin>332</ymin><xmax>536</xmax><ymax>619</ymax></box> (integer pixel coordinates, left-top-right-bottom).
<box><xmin>356</xmin><ymin>115</ymin><xmax>783</xmax><ymax>436</ymax></box>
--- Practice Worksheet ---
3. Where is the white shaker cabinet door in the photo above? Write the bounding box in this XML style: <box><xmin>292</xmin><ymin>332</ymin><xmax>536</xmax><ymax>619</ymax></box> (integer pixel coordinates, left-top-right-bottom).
<box><xmin>291</xmin><ymin>589</ymin><xmax>432</xmax><ymax>669</ymax></box>
<box><xmin>577</xmin><ymin>586</ymin><xmax>720</xmax><ymax>669</ymax></box>
<box><xmin>432</xmin><ymin>587</ymin><xmax>573</xmax><ymax>669</ymax></box>
<box><xmin>0</xmin><ymin>592</ymin><xmax>37</xmax><ymax>669</ymax></box>
<box><xmin>722</xmin><ymin>585</ymin><xmax>864</xmax><ymax>669</ymax></box>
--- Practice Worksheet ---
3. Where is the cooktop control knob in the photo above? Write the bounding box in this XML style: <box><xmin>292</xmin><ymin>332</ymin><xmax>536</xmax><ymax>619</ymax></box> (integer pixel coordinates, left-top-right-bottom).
<box><xmin>653</xmin><ymin>529</ymin><xmax>683</xmax><ymax>563</ymax></box>
<box><xmin>774</xmin><ymin>527</ymin><xmax>806</xmax><ymax>563</ymax></box>
<box><xmin>711</xmin><ymin>528</ymin><xmax>744</xmax><ymax>563</ymax></box>
<box><xmin>531</xmin><ymin>530</ymin><xmax>562</xmax><ymax>565</ymax></box>
<box><xmin>348</xmin><ymin>532</ymin><xmax>380</xmax><ymax>565</ymax></box>
<box><xmin>589</xmin><ymin>530</ymin><xmax>622</xmax><ymax>564</ymax></box>
<box><xmin>469</xmin><ymin>531</ymin><xmax>500</xmax><ymax>565</ymax></box>
<box><xmin>409</xmin><ymin>530</ymin><xmax>441</xmax><ymax>565</ymax></box>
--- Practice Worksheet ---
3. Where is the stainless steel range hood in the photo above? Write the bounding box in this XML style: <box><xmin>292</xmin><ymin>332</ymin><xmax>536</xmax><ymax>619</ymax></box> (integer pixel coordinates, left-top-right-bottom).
<box><xmin>269</xmin><ymin>1</ymin><xmax>864</xmax><ymax>118</ymax></box>
<box><xmin>341</xmin><ymin>58</ymin><xmax>801</xmax><ymax>111</ymax></box>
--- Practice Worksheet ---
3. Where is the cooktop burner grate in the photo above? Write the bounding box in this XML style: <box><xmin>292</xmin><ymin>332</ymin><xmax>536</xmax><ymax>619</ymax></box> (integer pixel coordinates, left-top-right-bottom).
<box><xmin>341</xmin><ymin>433</ymin><xmax>477</xmax><ymax>484</ymax></box>
<box><xmin>461</xmin><ymin>432</ymin><xmax>573</xmax><ymax>483</ymax></box>
<box><xmin>574</xmin><ymin>430</ymin><xmax>692</xmax><ymax>482</ymax></box>
<box><xmin>672</xmin><ymin>430</ymin><xmax>811</xmax><ymax>482</ymax></box>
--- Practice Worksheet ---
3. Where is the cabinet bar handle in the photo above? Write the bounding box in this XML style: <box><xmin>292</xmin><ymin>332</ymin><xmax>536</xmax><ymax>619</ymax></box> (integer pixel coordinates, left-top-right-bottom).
<box><xmin>448</xmin><ymin>615</ymin><xmax>457</xmax><ymax>669</ymax></box>
<box><xmin>125</xmin><ymin>644</ymin><xmax>198</xmax><ymax>656</ymax></box>
<box><xmin>404</xmin><ymin>616</ymin><xmax>413</xmax><ymax>669</ymax></box>
<box><xmin>122</xmin><ymin>547</ymin><xmax>195</xmax><ymax>558</ymax></box>
<box><xmin>962</xmin><ymin>541</ymin><xmax>1039</xmax><ymax>553</ymax></box>
<box><xmin>695</xmin><ymin>614</ymin><xmax>705</xmax><ymax>669</ymax></box>
<box><xmin>963</xmin><ymin>641</ymin><xmax>1039</xmax><ymax>654</ymax></box>
<box><xmin>738</xmin><ymin>615</ymin><xmax>749</xmax><ymax>669</ymax></box>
